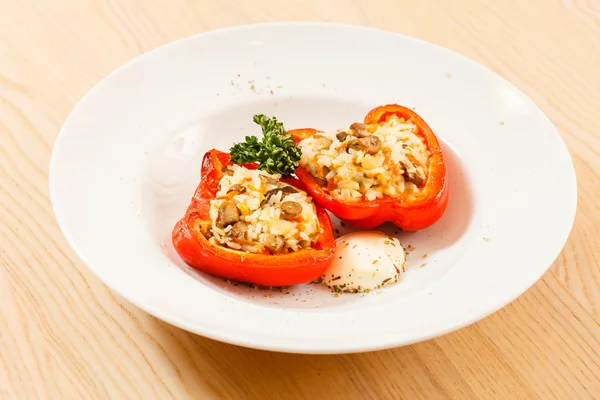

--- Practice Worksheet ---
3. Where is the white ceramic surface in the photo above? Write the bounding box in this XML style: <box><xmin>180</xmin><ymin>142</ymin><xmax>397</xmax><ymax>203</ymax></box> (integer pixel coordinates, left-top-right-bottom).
<box><xmin>49</xmin><ymin>22</ymin><xmax>577</xmax><ymax>354</ymax></box>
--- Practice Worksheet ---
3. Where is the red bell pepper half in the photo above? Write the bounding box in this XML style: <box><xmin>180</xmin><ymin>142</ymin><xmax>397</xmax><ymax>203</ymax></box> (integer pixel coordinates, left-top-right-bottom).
<box><xmin>172</xmin><ymin>149</ymin><xmax>336</xmax><ymax>286</ymax></box>
<box><xmin>292</xmin><ymin>104</ymin><xmax>449</xmax><ymax>231</ymax></box>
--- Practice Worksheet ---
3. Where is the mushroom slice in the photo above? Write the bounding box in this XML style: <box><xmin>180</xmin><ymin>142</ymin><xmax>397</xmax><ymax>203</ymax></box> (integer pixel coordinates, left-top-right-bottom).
<box><xmin>227</xmin><ymin>184</ymin><xmax>247</xmax><ymax>194</ymax></box>
<box><xmin>229</xmin><ymin>221</ymin><xmax>248</xmax><ymax>239</ymax></box>
<box><xmin>336</xmin><ymin>131</ymin><xmax>348</xmax><ymax>141</ymax></box>
<box><xmin>262</xmin><ymin>234</ymin><xmax>286</xmax><ymax>253</ymax></box>
<box><xmin>349</xmin><ymin>122</ymin><xmax>370</xmax><ymax>138</ymax></box>
<box><xmin>261</xmin><ymin>185</ymin><xmax>299</xmax><ymax>206</ymax></box>
<box><xmin>401</xmin><ymin>155</ymin><xmax>427</xmax><ymax>187</ymax></box>
<box><xmin>280</xmin><ymin>201</ymin><xmax>303</xmax><ymax>220</ymax></box>
<box><xmin>216</xmin><ymin>200</ymin><xmax>240</xmax><ymax>228</ymax></box>
<box><xmin>349</xmin><ymin>135</ymin><xmax>382</xmax><ymax>155</ymax></box>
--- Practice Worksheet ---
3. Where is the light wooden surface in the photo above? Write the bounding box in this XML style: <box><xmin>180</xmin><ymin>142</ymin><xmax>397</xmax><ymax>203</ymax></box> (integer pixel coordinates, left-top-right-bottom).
<box><xmin>1</xmin><ymin>0</ymin><xmax>599</xmax><ymax>398</ymax></box>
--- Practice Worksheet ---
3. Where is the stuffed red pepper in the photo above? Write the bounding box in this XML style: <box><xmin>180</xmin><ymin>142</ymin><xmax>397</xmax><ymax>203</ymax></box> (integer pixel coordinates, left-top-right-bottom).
<box><xmin>172</xmin><ymin>149</ymin><xmax>336</xmax><ymax>287</ymax></box>
<box><xmin>291</xmin><ymin>104</ymin><xmax>448</xmax><ymax>231</ymax></box>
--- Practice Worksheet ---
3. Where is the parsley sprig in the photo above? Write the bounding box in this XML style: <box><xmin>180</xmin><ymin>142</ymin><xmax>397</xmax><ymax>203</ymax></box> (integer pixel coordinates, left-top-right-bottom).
<box><xmin>229</xmin><ymin>114</ymin><xmax>302</xmax><ymax>177</ymax></box>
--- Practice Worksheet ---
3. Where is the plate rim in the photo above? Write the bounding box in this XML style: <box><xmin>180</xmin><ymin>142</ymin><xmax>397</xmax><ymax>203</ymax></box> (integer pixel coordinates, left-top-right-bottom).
<box><xmin>49</xmin><ymin>21</ymin><xmax>578</xmax><ymax>354</ymax></box>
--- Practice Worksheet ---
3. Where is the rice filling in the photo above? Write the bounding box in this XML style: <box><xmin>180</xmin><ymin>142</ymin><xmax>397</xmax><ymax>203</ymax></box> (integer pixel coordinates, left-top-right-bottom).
<box><xmin>298</xmin><ymin>115</ymin><xmax>429</xmax><ymax>202</ymax></box>
<box><xmin>207</xmin><ymin>165</ymin><xmax>322</xmax><ymax>254</ymax></box>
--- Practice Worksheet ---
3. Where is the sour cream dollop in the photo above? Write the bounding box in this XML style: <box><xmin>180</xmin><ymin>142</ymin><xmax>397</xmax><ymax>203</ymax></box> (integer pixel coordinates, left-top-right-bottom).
<box><xmin>321</xmin><ymin>231</ymin><xmax>405</xmax><ymax>293</ymax></box>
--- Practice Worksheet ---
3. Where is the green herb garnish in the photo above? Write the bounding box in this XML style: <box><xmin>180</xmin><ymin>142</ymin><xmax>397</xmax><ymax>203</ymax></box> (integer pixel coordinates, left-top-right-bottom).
<box><xmin>229</xmin><ymin>114</ymin><xmax>301</xmax><ymax>177</ymax></box>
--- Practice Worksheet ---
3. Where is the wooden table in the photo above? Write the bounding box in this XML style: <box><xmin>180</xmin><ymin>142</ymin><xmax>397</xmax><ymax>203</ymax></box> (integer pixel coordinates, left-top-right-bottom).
<box><xmin>1</xmin><ymin>1</ymin><xmax>599</xmax><ymax>398</ymax></box>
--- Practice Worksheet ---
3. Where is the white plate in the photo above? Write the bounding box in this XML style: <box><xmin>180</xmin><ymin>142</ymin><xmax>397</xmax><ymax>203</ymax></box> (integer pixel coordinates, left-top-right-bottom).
<box><xmin>50</xmin><ymin>22</ymin><xmax>577</xmax><ymax>354</ymax></box>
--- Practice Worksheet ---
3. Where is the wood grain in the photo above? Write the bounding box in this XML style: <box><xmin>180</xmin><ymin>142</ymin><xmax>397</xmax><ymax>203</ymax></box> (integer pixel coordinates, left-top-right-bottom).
<box><xmin>1</xmin><ymin>0</ymin><xmax>600</xmax><ymax>398</ymax></box>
